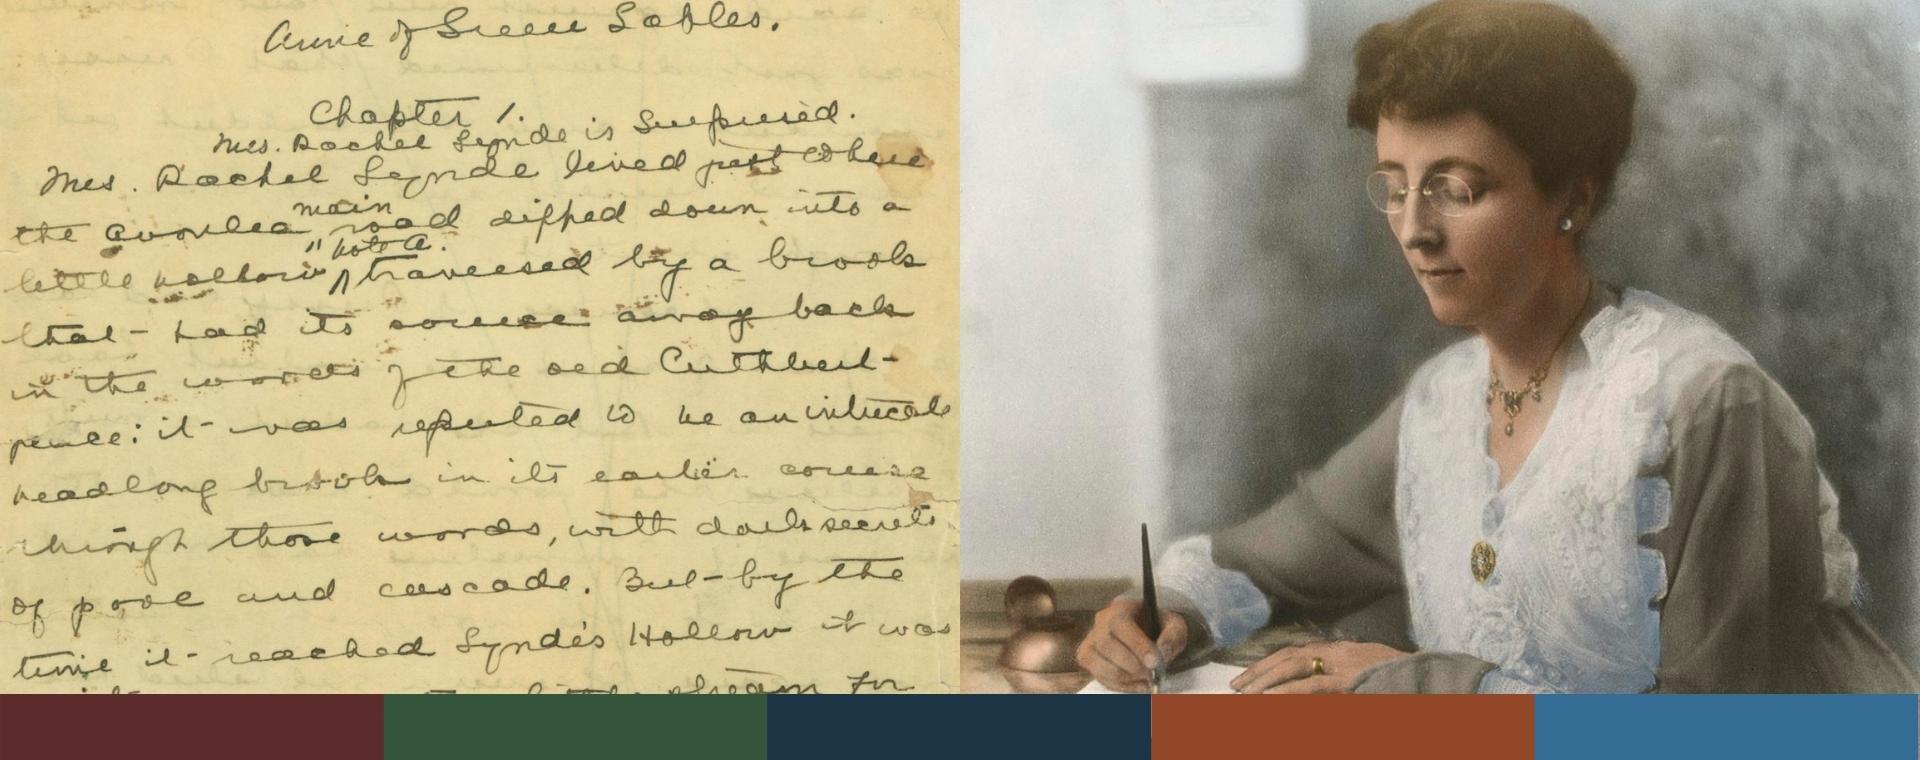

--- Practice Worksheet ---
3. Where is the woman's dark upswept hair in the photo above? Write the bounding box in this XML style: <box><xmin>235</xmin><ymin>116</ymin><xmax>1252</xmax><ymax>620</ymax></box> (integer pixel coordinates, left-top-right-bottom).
<box><xmin>1346</xmin><ymin>0</ymin><xmax>1637</xmax><ymax>210</ymax></box>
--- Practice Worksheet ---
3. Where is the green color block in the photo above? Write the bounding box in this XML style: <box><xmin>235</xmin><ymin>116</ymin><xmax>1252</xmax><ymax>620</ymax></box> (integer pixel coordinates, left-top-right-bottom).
<box><xmin>384</xmin><ymin>695</ymin><xmax>767</xmax><ymax>760</ymax></box>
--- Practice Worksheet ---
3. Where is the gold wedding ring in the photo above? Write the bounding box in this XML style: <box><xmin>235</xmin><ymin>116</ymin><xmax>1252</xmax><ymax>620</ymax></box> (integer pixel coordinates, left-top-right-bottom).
<box><xmin>1310</xmin><ymin>657</ymin><xmax>1326</xmax><ymax>676</ymax></box>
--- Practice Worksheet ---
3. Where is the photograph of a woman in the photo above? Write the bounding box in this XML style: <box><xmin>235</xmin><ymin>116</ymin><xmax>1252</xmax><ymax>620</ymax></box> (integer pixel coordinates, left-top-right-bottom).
<box><xmin>1072</xmin><ymin>0</ymin><xmax>1920</xmax><ymax>693</ymax></box>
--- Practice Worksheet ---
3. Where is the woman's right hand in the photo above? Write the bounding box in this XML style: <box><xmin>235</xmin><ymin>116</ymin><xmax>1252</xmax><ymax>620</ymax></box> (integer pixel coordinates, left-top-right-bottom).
<box><xmin>1076</xmin><ymin>597</ymin><xmax>1190</xmax><ymax>691</ymax></box>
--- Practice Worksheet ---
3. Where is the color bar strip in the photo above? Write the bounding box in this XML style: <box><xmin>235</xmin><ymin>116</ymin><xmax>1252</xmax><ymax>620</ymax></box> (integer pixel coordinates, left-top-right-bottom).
<box><xmin>1152</xmin><ymin>694</ymin><xmax>1533</xmax><ymax>759</ymax></box>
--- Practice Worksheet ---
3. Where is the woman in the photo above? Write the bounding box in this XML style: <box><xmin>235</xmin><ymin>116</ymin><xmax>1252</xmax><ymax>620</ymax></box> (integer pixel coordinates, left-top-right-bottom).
<box><xmin>1076</xmin><ymin>0</ymin><xmax>1916</xmax><ymax>693</ymax></box>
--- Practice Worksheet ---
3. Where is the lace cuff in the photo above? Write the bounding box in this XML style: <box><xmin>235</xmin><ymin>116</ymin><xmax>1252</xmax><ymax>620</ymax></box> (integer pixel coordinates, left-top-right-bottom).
<box><xmin>1153</xmin><ymin>534</ymin><xmax>1270</xmax><ymax>648</ymax></box>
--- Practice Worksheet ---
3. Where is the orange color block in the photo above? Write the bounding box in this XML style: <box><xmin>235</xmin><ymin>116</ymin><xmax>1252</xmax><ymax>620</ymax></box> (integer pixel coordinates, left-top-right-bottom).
<box><xmin>1152</xmin><ymin>694</ymin><xmax>1533</xmax><ymax>759</ymax></box>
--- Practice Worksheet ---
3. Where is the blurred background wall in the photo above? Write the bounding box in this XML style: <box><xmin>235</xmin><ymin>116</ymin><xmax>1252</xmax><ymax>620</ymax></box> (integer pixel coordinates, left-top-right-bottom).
<box><xmin>960</xmin><ymin>2</ymin><xmax>1168</xmax><ymax>582</ymax></box>
<box><xmin>963</xmin><ymin>0</ymin><xmax>1920</xmax><ymax>666</ymax></box>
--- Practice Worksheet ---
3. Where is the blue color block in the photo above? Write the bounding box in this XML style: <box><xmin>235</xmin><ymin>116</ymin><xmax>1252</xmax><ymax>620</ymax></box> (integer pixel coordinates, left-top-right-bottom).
<box><xmin>768</xmin><ymin>695</ymin><xmax>1150</xmax><ymax>760</ymax></box>
<box><xmin>1536</xmin><ymin>695</ymin><xmax>1917</xmax><ymax>760</ymax></box>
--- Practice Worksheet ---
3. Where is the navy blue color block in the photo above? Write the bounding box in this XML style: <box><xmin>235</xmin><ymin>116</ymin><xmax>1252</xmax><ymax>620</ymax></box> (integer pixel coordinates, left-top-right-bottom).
<box><xmin>768</xmin><ymin>695</ymin><xmax>1150</xmax><ymax>760</ymax></box>
<box><xmin>1536</xmin><ymin>695</ymin><xmax>1917</xmax><ymax>760</ymax></box>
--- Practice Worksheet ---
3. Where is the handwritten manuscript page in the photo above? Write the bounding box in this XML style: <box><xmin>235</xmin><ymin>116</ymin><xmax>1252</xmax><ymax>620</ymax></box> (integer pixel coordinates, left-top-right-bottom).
<box><xmin>1</xmin><ymin>0</ymin><xmax>959</xmax><ymax>693</ymax></box>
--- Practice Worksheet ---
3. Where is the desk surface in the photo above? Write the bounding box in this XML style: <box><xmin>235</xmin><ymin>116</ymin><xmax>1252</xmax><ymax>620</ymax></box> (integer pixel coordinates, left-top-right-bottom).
<box><xmin>960</xmin><ymin>578</ymin><xmax>1341</xmax><ymax>693</ymax></box>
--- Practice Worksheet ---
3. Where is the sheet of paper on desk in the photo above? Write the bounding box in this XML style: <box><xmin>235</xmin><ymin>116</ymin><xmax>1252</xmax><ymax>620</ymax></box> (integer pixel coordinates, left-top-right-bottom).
<box><xmin>1079</xmin><ymin>663</ymin><xmax>1243</xmax><ymax>694</ymax></box>
<box><xmin>0</xmin><ymin>0</ymin><xmax>958</xmax><ymax>694</ymax></box>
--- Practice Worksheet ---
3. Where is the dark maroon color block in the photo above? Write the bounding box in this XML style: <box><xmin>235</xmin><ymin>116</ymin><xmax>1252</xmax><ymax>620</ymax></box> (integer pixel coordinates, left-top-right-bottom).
<box><xmin>0</xmin><ymin>694</ymin><xmax>385</xmax><ymax>760</ymax></box>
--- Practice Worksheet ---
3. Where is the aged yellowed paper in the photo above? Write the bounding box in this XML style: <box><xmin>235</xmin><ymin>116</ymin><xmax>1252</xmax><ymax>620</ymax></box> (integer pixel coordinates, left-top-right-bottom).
<box><xmin>0</xmin><ymin>0</ymin><xmax>958</xmax><ymax>693</ymax></box>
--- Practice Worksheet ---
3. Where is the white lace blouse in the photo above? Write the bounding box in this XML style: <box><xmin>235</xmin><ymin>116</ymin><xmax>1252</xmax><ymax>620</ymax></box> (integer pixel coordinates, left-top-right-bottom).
<box><xmin>1153</xmin><ymin>287</ymin><xmax>1903</xmax><ymax>693</ymax></box>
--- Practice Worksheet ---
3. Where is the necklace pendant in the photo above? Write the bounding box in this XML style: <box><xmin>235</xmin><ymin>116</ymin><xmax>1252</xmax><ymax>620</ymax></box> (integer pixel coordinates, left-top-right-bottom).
<box><xmin>1503</xmin><ymin>420</ymin><xmax>1514</xmax><ymax>436</ymax></box>
<box><xmin>1471</xmin><ymin>540</ymin><xmax>1497</xmax><ymax>583</ymax></box>
<box><xmin>1499</xmin><ymin>390</ymin><xmax>1524</xmax><ymax>417</ymax></box>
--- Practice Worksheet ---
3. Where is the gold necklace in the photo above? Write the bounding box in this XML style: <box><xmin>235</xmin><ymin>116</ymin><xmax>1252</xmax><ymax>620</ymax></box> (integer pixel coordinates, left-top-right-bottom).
<box><xmin>1486</xmin><ymin>365</ymin><xmax>1548</xmax><ymax>437</ymax></box>
<box><xmin>1484</xmin><ymin>279</ymin><xmax>1592</xmax><ymax>437</ymax></box>
<box><xmin>1474</xmin><ymin>279</ymin><xmax>1594</xmax><ymax>584</ymax></box>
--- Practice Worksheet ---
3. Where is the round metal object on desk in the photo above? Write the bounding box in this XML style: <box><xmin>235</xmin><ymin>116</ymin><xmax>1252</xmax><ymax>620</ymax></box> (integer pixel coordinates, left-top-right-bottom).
<box><xmin>1003</xmin><ymin>575</ymin><xmax>1057</xmax><ymax>625</ymax></box>
<box><xmin>998</xmin><ymin>612</ymin><xmax>1081</xmax><ymax>673</ymax></box>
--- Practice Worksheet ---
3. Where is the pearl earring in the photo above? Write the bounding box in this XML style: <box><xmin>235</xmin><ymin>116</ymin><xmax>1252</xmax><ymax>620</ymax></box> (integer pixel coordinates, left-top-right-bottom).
<box><xmin>1558</xmin><ymin>217</ymin><xmax>1573</xmax><ymax>233</ymax></box>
